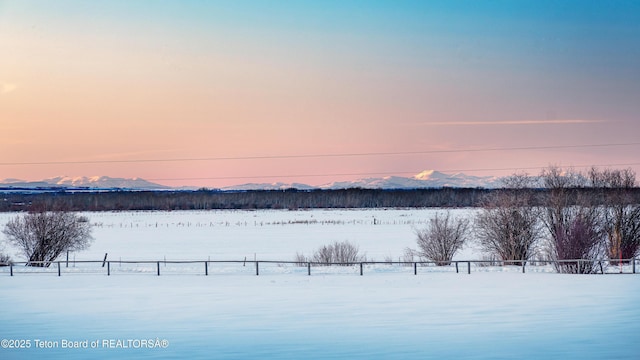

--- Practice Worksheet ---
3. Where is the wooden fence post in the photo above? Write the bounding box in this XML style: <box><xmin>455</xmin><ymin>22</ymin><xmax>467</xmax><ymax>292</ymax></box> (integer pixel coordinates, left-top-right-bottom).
<box><xmin>57</xmin><ymin>262</ymin><xmax>61</xmax><ymax>276</ymax></box>
<box><xmin>455</xmin><ymin>262</ymin><xmax>459</xmax><ymax>273</ymax></box>
<box><xmin>467</xmin><ymin>261</ymin><xmax>471</xmax><ymax>274</ymax></box>
<box><xmin>307</xmin><ymin>262</ymin><xmax>311</xmax><ymax>276</ymax></box>
<box><xmin>414</xmin><ymin>262</ymin><xmax>417</xmax><ymax>275</ymax></box>
<box><xmin>633</xmin><ymin>258</ymin><xmax>636</xmax><ymax>274</ymax></box>
<box><xmin>360</xmin><ymin>262</ymin><xmax>364</xmax><ymax>276</ymax></box>
<box><xmin>10</xmin><ymin>263</ymin><xmax>13</xmax><ymax>276</ymax></box>
<box><xmin>107</xmin><ymin>261</ymin><xmax>110</xmax><ymax>276</ymax></box>
<box><xmin>205</xmin><ymin>261</ymin><xmax>208</xmax><ymax>276</ymax></box>
<box><xmin>255</xmin><ymin>261</ymin><xmax>259</xmax><ymax>276</ymax></box>
<box><xmin>157</xmin><ymin>261</ymin><xmax>160</xmax><ymax>276</ymax></box>
<box><xmin>522</xmin><ymin>261</ymin><xmax>526</xmax><ymax>274</ymax></box>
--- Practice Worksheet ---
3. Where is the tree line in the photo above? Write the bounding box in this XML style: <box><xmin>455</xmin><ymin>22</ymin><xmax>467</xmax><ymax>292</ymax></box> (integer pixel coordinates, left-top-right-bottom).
<box><xmin>2</xmin><ymin>185</ymin><xmax>639</xmax><ymax>212</ymax></box>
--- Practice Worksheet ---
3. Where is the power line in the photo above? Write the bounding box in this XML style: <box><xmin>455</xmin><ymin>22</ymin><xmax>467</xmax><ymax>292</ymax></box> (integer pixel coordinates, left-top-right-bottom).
<box><xmin>2</xmin><ymin>142</ymin><xmax>640</xmax><ymax>166</ymax></box>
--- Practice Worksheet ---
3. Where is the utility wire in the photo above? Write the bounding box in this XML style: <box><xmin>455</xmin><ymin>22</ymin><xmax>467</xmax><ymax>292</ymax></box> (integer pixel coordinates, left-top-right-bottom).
<box><xmin>2</xmin><ymin>142</ymin><xmax>640</xmax><ymax>166</ymax></box>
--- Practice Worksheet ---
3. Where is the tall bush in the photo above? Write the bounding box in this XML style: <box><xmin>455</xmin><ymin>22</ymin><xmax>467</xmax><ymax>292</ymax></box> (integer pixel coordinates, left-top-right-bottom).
<box><xmin>475</xmin><ymin>174</ymin><xmax>541</xmax><ymax>265</ymax></box>
<box><xmin>589</xmin><ymin>167</ymin><xmax>640</xmax><ymax>263</ymax></box>
<box><xmin>414</xmin><ymin>211</ymin><xmax>469</xmax><ymax>265</ymax></box>
<box><xmin>550</xmin><ymin>215</ymin><xmax>604</xmax><ymax>274</ymax></box>
<box><xmin>541</xmin><ymin>166</ymin><xmax>605</xmax><ymax>273</ymax></box>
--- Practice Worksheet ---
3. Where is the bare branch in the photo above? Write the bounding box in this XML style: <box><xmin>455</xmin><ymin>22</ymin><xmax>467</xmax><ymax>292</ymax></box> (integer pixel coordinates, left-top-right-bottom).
<box><xmin>414</xmin><ymin>211</ymin><xmax>469</xmax><ymax>265</ymax></box>
<box><xmin>2</xmin><ymin>211</ymin><xmax>93</xmax><ymax>267</ymax></box>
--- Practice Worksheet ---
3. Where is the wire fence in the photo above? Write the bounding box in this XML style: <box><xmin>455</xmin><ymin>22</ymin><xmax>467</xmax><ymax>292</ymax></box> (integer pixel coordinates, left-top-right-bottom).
<box><xmin>0</xmin><ymin>258</ymin><xmax>637</xmax><ymax>276</ymax></box>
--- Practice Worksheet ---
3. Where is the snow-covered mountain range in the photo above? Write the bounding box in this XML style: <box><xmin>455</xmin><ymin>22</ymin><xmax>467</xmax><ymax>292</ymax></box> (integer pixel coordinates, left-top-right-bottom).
<box><xmin>319</xmin><ymin>170</ymin><xmax>501</xmax><ymax>190</ymax></box>
<box><xmin>0</xmin><ymin>176</ymin><xmax>170</xmax><ymax>190</ymax></box>
<box><xmin>0</xmin><ymin>171</ymin><xmax>503</xmax><ymax>191</ymax></box>
<box><xmin>221</xmin><ymin>171</ymin><xmax>501</xmax><ymax>190</ymax></box>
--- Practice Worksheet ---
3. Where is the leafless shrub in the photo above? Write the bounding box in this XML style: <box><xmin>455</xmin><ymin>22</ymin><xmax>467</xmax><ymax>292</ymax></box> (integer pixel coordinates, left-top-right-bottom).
<box><xmin>477</xmin><ymin>254</ymin><xmax>500</xmax><ymax>267</ymax></box>
<box><xmin>414</xmin><ymin>211</ymin><xmax>469</xmax><ymax>266</ymax></box>
<box><xmin>549</xmin><ymin>215</ymin><xmax>605</xmax><ymax>274</ymax></box>
<box><xmin>402</xmin><ymin>248</ymin><xmax>416</xmax><ymax>264</ymax></box>
<box><xmin>606</xmin><ymin>206</ymin><xmax>640</xmax><ymax>262</ymax></box>
<box><xmin>475</xmin><ymin>182</ymin><xmax>541</xmax><ymax>265</ymax></box>
<box><xmin>3</xmin><ymin>210</ymin><xmax>93</xmax><ymax>267</ymax></box>
<box><xmin>0</xmin><ymin>242</ymin><xmax>11</xmax><ymax>266</ymax></box>
<box><xmin>541</xmin><ymin>166</ymin><xmax>606</xmax><ymax>274</ymax></box>
<box><xmin>589</xmin><ymin>167</ymin><xmax>640</xmax><ymax>264</ymax></box>
<box><xmin>0</xmin><ymin>252</ymin><xmax>11</xmax><ymax>266</ymax></box>
<box><xmin>294</xmin><ymin>252</ymin><xmax>308</xmax><ymax>266</ymax></box>
<box><xmin>300</xmin><ymin>241</ymin><xmax>365</xmax><ymax>266</ymax></box>
<box><xmin>475</xmin><ymin>208</ymin><xmax>541</xmax><ymax>265</ymax></box>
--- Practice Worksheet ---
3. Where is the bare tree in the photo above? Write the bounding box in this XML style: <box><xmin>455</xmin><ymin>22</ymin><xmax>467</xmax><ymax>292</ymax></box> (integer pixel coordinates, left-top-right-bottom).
<box><xmin>540</xmin><ymin>166</ymin><xmax>605</xmax><ymax>273</ymax></box>
<box><xmin>474</xmin><ymin>173</ymin><xmax>541</xmax><ymax>265</ymax></box>
<box><xmin>589</xmin><ymin>167</ymin><xmax>636</xmax><ymax>189</ymax></box>
<box><xmin>589</xmin><ymin>167</ymin><xmax>640</xmax><ymax>263</ymax></box>
<box><xmin>3</xmin><ymin>210</ymin><xmax>93</xmax><ymax>267</ymax></box>
<box><xmin>541</xmin><ymin>165</ymin><xmax>588</xmax><ymax>190</ymax></box>
<box><xmin>414</xmin><ymin>211</ymin><xmax>469</xmax><ymax>266</ymax></box>
<box><xmin>502</xmin><ymin>171</ymin><xmax>537</xmax><ymax>189</ymax></box>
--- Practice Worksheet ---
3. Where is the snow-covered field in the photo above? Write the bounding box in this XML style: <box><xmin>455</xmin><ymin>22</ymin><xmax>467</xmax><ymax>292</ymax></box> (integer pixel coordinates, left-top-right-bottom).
<box><xmin>1</xmin><ymin>209</ymin><xmax>639</xmax><ymax>359</ymax></box>
<box><xmin>78</xmin><ymin>208</ymin><xmax>462</xmax><ymax>262</ymax></box>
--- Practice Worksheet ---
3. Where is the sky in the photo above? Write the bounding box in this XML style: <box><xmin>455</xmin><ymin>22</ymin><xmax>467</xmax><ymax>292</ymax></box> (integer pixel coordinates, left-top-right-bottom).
<box><xmin>1</xmin><ymin>0</ymin><xmax>639</xmax><ymax>188</ymax></box>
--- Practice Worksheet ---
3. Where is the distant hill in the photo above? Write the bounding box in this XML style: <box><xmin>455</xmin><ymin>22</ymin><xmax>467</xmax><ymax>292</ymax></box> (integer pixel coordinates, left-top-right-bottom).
<box><xmin>2</xmin><ymin>170</ymin><xmax>502</xmax><ymax>192</ymax></box>
<box><xmin>0</xmin><ymin>176</ymin><xmax>170</xmax><ymax>190</ymax></box>
<box><xmin>222</xmin><ymin>170</ymin><xmax>502</xmax><ymax>190</ymax></box>
<box><xmin>318</xmin><ymin>170</ymin><xmax>502</xmax><ymax>189</ymax></box>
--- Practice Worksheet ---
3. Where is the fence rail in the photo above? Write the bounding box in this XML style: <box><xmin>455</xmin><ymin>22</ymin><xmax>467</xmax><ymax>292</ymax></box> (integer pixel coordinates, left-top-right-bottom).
<box><xmin>0</xmin><ymin>258</ymin><xmax>637</xmax><ymax>277</ymax></box>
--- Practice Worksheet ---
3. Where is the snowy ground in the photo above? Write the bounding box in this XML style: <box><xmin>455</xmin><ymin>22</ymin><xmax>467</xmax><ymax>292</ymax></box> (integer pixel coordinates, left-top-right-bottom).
<box><xmin>1</xmin><ymin>209</ymin><xmax>639</xmax><ymax>359</ymax></box>
<box><xmin>1</xmin><ymin>208</ymin><xmax>483</xmax><ymax>264</ymax></box>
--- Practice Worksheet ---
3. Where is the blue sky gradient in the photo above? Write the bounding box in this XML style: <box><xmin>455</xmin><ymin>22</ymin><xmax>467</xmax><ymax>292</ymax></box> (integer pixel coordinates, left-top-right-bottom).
<box><xmin>1</xmin><ymin>0</ymin><xmax>639</xmax><ymax>186</ymax></box>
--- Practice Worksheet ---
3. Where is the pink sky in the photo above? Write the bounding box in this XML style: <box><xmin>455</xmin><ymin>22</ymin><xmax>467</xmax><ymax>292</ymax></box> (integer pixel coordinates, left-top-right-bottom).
<box><xmin>1</xmin><ymin>1</ymin><xmax>639</xmax><ymax>188</ymax></box>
